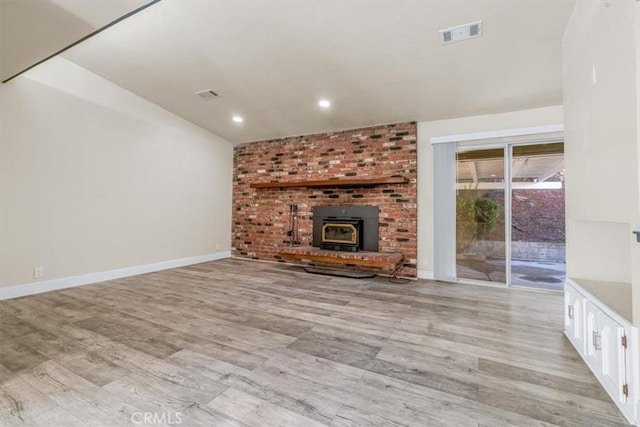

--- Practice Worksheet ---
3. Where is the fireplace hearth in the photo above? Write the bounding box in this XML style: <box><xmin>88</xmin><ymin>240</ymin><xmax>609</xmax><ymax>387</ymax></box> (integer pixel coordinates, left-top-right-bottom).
<box><xmin>313</xmin><ymin>206</ymin><xmax>379</xmax><ymax>252</ymax></box>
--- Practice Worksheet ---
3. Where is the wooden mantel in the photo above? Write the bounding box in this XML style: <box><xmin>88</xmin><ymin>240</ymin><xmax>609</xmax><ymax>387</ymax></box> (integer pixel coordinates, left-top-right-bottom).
<box><xmin>250</xmin><ymin>176</ymin><xmax>408</xmax><ymax>189</ymax></box>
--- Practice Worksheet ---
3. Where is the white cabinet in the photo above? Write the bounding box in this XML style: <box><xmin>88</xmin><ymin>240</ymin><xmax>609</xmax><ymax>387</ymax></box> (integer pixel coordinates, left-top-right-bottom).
<box><xmin>564</xmin><ymin>280</ymin><xmax>637</xmax><ymax>425</ymax></box>
<box><xmin>582</xmin><ymin>297</ymin><xmax>627</xmax><ymax>404</ymax></box>
<box><xmin>565</xmin><ymin>286</ymin><xmax>584</xmax><ymax>352</ymax></box>
<box><xmin>584</xmin><ymin>299</ymin><xmax>601</xmax><ymax>370</ymax></box>
<box><xmin>599</xmin><ymin>311</ymin><xmax>627</xmax><ymax>404</ymax></box>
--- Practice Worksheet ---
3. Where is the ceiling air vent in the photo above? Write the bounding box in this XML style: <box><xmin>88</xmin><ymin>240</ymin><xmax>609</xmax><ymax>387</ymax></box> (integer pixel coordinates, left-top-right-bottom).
<box><xmin>194</xmin><ymin>89</ymin><xmax>220</xmax><ymax>100</ymax></box>
<box><xmin>440</xmin><ymin>21</ymin><xmax>483</xmax><ymax>45</ymax></box>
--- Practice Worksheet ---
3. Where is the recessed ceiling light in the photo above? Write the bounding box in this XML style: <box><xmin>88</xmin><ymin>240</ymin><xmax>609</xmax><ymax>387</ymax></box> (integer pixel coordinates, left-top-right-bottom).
<box><xmin>318</xmin><ymin>99</ymin><xmax>331</xmax><ymax>108</ymax></box>
<box><xmin>232</xmin><ymin>115</ymin><xmax>243</xmax><ymax>123</ymax></box>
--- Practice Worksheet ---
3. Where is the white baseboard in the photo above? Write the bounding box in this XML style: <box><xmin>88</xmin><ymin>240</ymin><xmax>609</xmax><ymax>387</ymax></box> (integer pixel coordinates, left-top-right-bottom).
<box><xmin>0</xmin><ymin>251</ymin><xmax>231</xmax><ymax>301</ymax></box>
<box><xmin>417</xmin><ymin>269</ymin><xmax>435</xmax><ymax>280</ymax></box>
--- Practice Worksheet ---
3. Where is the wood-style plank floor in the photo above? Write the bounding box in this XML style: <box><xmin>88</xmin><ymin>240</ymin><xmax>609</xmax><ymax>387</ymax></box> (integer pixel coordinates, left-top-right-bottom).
<box><xmin>0</xmin><ymin>258</ymin><xmax>630</xmax><ymax>426</ymax></box>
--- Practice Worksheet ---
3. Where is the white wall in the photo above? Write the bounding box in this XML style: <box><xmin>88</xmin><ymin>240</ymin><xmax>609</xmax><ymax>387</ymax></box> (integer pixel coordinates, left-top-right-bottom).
<box><xmin>635</xmin><ymin>0</ymin><xmax>640</xmax><ymax>328</ymax></box>
<box><xmin>416</xmin><ymin>106</ymin><xmax>563</xmax><ymax>278</ymax></box>
<box><xmin>0</xmin><ymin>57</ymin><xmax>233</xmax><ymax>289</ymax></box>
<box><xmin>563</xmin><ymin>0</ymin><xmax>640</xmax><ymax>325</ymax></box>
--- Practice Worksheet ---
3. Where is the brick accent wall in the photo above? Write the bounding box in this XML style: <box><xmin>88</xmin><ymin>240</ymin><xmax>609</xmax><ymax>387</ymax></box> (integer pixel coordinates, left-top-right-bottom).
<box><xmin>232</xmin><ymin>122</ymin><xmax>417</xmax><ymax>277</ymax></box>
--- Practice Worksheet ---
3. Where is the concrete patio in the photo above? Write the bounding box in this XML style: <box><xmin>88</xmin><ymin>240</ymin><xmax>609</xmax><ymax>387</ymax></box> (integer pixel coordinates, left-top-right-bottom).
<box><xmin>456</xmin><ymin>258</ymin><xmax>566</xmax><ymax>291</ymax></box>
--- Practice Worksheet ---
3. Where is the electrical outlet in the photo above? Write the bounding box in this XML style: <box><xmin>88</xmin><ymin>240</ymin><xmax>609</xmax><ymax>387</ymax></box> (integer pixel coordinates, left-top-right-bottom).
<box><xmin>33</xmin><ymin>266</ymin><xmax>44</xmax><ymax>279</ymax></box>
<box><xmin>215</xmin><ymin>243</ymin><xmax>220</xmax><ymax>250</ymax></box>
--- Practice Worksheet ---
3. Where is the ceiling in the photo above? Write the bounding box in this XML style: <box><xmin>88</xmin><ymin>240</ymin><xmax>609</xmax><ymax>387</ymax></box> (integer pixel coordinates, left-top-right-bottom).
<box><xmin>0</xmin><ymin>0</ymin><xmax>152</xmax><ymax>82</ymax></box>
<box><xmin>457</xmin><ymin>154</ymin><xmax>564</xmax><ymax>190</ymax></box>
<box><xmin>457</xmin><ymin>145</ymin><xmax>565</xmax><ymax>190</ymax></box>
<box><xmin>57</xmin><ymin>0</ymin><xmax>576</xmax><ymax>144</ymax></box>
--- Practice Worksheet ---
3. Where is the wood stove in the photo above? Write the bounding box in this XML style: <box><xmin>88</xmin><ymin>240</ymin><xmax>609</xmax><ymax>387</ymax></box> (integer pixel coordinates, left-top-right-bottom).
<box><xmin>321</xmin><ymin>218</ymin><xmax>363</xmax><ymax>252</ymax></box>
<box><xmin>313</xmin><ymin>205</ymin><xmax>379</xmax><ymax>252</ymax></box>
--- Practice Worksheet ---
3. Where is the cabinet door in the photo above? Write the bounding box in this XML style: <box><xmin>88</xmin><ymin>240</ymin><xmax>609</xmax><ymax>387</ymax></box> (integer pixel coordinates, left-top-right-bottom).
<box><xmin>571</xmin><ymin>291</ymin><xmax>584</xmax><ymax>352</ymax></box>
<box><xmin>565</xmin><ymin>286</ymin><xmax>585</xmax><ymax>351</ymax></box>
<box><xmin>584</xmin><ymin>299</ymin><xmax>601</xmax><ymax>370</ymax></box>
<box><xmin>564</xmin><ymin>286</ymin><xmax>574</xmax><ymax>332</ymax></box>
<box><xmin>598</xmin><ymin>312</ymin><xmax>626</xmax><ymax>403</ymax></box>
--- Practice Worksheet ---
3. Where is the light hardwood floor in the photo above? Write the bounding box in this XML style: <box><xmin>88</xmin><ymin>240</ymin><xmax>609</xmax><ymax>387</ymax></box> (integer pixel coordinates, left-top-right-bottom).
<box><xmin>0</xmin><ymin>258</ymin><xmax>631</xmax><ymax>426</ymax></box>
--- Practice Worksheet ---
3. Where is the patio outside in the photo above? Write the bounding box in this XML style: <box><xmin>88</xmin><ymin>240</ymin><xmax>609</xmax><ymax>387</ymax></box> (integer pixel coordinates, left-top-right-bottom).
<box><xmin>456</xmin><ymin>145</ymin><xmax>565</xmax><ymax>291</ymax></box>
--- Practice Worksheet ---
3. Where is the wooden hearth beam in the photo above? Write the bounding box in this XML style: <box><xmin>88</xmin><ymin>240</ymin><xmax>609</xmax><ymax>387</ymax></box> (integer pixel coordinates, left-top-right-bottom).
<box><xmin>250</xmin><ymin>176</ymin><xmax>408</xmax><ymax>189</ymax></box>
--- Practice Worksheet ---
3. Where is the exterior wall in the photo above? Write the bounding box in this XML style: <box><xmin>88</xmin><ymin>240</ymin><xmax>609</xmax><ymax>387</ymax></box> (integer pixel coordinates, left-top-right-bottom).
<box><xmin>467</xmin><ymin>241</ymin><xmax>566</xmax><ymax>263</ymax></box>
<box><xmin>232</xmin><ymin>122</ymin><xmax>417</xmax><ymax>277</ymax></box>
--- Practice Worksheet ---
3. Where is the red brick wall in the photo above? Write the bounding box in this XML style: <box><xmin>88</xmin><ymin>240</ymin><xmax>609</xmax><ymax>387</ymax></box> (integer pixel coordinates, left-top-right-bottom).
<box><xmin>232</xmin><ymin>122</ymin><xmax>417</xmax><ymax>277</ymax></box>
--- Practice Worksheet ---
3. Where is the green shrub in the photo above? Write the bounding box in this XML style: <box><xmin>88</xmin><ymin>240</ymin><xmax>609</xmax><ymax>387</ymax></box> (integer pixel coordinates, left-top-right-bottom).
<box><xmin>474</xmin><ymin>197</ymin><xmax>500</xmax><ymax>239</ymax></box>
<box><xmin>456</xmin><ymin>194</ymin><xmax>501</xmax><ymax>252</ymax></box>
<box><xmin>456</xmin><ymin>194</ymin><xmax>477</xmax><ymax>251</ymax></box>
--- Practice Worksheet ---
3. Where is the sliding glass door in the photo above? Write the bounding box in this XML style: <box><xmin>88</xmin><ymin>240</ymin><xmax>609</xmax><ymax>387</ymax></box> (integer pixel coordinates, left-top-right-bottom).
<box><xmin>454</xmin><ymin>142</ymin><xmax>565</xmax><ymax>290</ymax></box>
<box><xmin>456</xmin><ymin>148</ymin><xmax>506</xmax><ymax>283</ymax></box>
<box><xmin>509</xmin><ymin>143</ymin><xmax>565</xmax><ymax>290</ymax></box>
